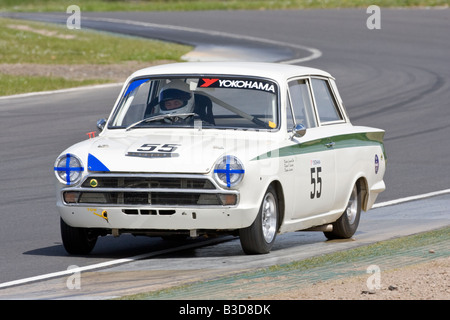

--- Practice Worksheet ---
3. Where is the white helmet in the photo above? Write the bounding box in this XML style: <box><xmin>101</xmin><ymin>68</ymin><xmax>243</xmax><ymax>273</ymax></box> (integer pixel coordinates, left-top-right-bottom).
<box><xmin>157</xmin><ymin>80</ymin><xmax>194</xmax><ymax>115</ymax></box>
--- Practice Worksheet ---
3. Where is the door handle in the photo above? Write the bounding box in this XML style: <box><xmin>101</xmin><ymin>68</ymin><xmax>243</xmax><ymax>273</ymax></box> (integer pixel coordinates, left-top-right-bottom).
<box><xmin>325</xmin><ymin>141</ymin><xmax>335</xmax><ymax>148</ymax></box>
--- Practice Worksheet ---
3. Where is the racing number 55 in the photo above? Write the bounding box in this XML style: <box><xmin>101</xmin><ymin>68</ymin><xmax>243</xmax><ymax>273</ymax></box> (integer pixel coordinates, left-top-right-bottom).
<box><xmin>310</xmin><ymin>167</ymin><xmax>322</xmax><ymax>199</ymax></box>
<box><xmin>137</xmin><ymin>143</ymin><xmax>179</xmax><ymax>153</ymax></box>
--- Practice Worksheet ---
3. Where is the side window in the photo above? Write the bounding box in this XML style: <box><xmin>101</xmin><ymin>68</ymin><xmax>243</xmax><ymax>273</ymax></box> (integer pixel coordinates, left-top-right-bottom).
<box><xmin>287</xmin><ymin>79</ymin><xmax>317</xmax><ymax>128</ymax></box>
<box><xmin>311</xmin><ymin>78</ymin><xmax>343</xmax><ymax>123</ymax></box>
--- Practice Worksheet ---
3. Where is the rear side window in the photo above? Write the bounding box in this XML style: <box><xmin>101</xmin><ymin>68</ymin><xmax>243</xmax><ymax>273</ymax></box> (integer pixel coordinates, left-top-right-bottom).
<box><xmin>311</xmin><ymin>78</ymin><xmax>343</xmax><ymax>123</ymax></box>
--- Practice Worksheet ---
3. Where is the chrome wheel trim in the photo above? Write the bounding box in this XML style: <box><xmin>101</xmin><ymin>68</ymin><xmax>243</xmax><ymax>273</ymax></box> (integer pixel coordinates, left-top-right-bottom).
<box><xmin>346</xmin><ymin>185</ymin><xmax>358</xmax><ymax>224</ymax></box>
<box><xmin>262</xmin><ymin>192</ymin><xmax>277</xmax><ymax>243</ymax></box>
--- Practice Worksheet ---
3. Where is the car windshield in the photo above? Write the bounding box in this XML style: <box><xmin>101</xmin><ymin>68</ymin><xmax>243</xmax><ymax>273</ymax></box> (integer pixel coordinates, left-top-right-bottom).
<box><xmin>109</xmin><ymin>76</ymin><xmax>279</xmax><ymax>130</ymax></box>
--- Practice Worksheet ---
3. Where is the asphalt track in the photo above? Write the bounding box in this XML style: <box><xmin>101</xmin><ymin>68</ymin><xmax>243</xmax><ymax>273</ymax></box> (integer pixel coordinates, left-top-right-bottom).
<box><xmin>0</xmin><ymin>9</ymin><xmax>449</xmax><ymax>299</ymax></box>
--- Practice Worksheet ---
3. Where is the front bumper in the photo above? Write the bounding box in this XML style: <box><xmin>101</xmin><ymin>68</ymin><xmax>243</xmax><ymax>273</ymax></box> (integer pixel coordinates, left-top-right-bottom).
<box><xmin>58</xmin><ymin>204</ymin><xmax>259</xmax><ymax>231</ymax></box>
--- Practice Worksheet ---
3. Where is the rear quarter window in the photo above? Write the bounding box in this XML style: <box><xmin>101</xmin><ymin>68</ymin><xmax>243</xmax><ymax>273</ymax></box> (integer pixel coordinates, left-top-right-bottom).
<box><xmin>311</xmin><ymin>78</ymin><xmax>343</xmax><ymax>123</ymax></box>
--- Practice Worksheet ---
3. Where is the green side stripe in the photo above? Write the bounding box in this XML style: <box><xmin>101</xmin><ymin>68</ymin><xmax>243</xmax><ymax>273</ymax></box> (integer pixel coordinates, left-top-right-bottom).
<box><xmin>252</xmin><ymin>132</ymin><xmax>385</xmax><ymax>161</ymax></box>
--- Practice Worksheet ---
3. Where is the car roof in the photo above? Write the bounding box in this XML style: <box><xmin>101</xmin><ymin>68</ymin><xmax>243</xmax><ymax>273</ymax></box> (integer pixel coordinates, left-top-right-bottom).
<box><xmin>128</xmin><ymin>62</ymin><xmax>333</xmax><ymax>82</ymax></box>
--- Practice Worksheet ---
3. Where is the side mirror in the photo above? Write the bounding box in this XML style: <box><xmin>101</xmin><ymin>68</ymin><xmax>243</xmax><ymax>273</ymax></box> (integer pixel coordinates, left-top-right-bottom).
<box><xmin>293</xmin><ymin>124</ymin><xmax>306</xmax><ymax>138</ymax></box>
<box><xmin>96</xmin><ymin>118</ymin><xmax>107</xmax><ymax>132</ymax></box>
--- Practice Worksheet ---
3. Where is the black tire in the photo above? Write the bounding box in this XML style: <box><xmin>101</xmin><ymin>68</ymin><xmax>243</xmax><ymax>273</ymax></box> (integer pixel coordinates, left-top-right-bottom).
<box><xmin>239</xmin><ymin>185</ymin><xmax>279</xmax><ymax>254</ymax></box>
<box><xmin>324</xmin><ymin>183</ymin><xmax>361</xmax><ymax>240</ymax></box>
<box><xmin>60</xmin><ymin>218</ymin><xmax>98</xmax><ymax>255</ymax></box>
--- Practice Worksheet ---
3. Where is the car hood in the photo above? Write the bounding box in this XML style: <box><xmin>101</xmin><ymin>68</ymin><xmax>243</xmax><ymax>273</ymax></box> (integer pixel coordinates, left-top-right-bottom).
<box><xmin>82</xmin><ymin>130</ymin><xmax>274</xmax><ymax>174</ymax></box>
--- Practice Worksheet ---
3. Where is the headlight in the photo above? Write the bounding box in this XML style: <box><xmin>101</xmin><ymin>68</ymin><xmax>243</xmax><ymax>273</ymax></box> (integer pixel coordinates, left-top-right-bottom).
<box><xmin>213</xmin><ymin>155</ymin><xmax>245</xmax><ymax>188</ymax></box>
<box><xmin>54</xmin><ymin>153</ymin><xmax>84</xmax><ymax>185</ymax></box>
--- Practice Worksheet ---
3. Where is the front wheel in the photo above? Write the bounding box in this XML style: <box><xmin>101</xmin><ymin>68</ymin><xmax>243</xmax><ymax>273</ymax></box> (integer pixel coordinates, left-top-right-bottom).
<box><xmin>60</xmin><ymin>218</ymin><xmax>98</xmax><ymax>255</ymax></box>
<box><xmin>239</xmin><ymin>185</ymin><xmax>279</xmax><ymax>254</ymax></box>
<box><xmin>324</xmin><ymin>183</ymin><xmax>361</xmax><ymax>240</ymax></box>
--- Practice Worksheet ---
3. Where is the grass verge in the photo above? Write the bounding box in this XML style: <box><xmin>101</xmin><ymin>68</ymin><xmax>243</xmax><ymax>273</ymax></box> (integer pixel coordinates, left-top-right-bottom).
<box><xmin>0</xmin><ymin>0</ymin><xmax>449</xmax><ymax>12</ymax></box>
<box><xmin>0</xmin><ymin>17</ymin><xmax>191</xmax><ymax>96</ymax></box>
<box><xmin>0</xmin><ymin>17</ymin><xmax>190</xmax><ymax>65</ymax></box>
<box><xmin>122</xmin><ymin>226</ymin><xmax>449</xmax><ymax>300</ymax></box>
<box><xmin>0</xmin><ymin>73</ymin><xmax>110</xmax><ymax>96</ymax></box>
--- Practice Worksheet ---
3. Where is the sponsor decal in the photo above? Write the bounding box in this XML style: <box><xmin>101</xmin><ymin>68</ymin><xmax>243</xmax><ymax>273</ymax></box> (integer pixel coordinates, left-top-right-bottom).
<box><xmin>87</xmin><ymin>208</ymin><xmax>108</xmax><ymax>222</ymax></box>
<box><xmin>126</xmin><ymin>152</ymin><xmax>178</xmax><ymax>158</ymax></box>
<box><xmin>199</xmin><ymin>78</ymin><xmax>277</xmax><ymax>94</ymax></box>
<box><xmin>283</xmin><ymin>158</ymin><xmax>294</xmax><ymax>172</ymax></box>
<box><xmin>375</xmin><ymin>154</ymin><xmax>379</xmax><ymax>174</ymax></box>
<box><xmin>89</xmin><ymin>179</ymin><xmax>98</xmax><ymax>188</ymax></box>
<box><xmin>123</xmin><ymin>78</ymin><xmax>149</xmax><ymax>98</ymax></box>
<box><xmin>200</xmin><ymin>78</ymin><xmax>219</xmax><ymax>87</ymax></box>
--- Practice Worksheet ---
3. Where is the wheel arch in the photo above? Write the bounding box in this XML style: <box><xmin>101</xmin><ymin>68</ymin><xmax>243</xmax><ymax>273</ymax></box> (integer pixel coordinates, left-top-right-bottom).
<box><xmin>355</xmin><ymin>176</ymin><xmax>369</xmax><ymax>212</ymax></box>
<box><xmin>268</xmin><ymin>180</ymin><xmax>285</xmax><ymax>230</ymax></box>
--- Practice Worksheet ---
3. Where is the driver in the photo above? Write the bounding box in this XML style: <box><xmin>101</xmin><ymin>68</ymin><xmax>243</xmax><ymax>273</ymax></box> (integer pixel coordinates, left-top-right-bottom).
<box><xmin>156</xmin><ymin>80</ymin><xmax>195</xmax><ymax>117</ymax></box>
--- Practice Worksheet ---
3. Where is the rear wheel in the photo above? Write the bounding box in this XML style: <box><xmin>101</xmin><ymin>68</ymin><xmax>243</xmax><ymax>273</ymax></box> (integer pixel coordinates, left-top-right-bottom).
<box><xmin>60</xmin><ymin>218</ymin><xmax>98</xmax><ymax>255</ymax></box>
<box><xmin>324</xmin><ymin>183</ymin><xmax>361</xmax><ymax>240</ymax></box>
<box><xmin>239</xmin><ymin>185</ymin><xmax>279</xmax><ymax>254</ymax></box>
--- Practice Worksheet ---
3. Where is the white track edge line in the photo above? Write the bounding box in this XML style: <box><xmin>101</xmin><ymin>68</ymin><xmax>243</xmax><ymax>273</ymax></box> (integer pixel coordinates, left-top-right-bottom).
<box><xmin>1</xmin><ymin>190</ymin><xmax>449</xmax><ymax>290</ymax></box>
<box><xmin>373</xmin><ymin>188</ymin><xmax>450</xmax><ymax>208</ymax></box>
<box><xmin>0</xmin><ymin>237</ymin><xmax>230</xmax><ymax>289</ymax></box>
<box><xmin>0</xmin><ymin>82</ymin><xmax>123</xmax><ymax>101</ymax></box>
<box><xmin>81</xmin><ymin>16</ymin><xmax>322</xmax><ymax>64</ymax></box>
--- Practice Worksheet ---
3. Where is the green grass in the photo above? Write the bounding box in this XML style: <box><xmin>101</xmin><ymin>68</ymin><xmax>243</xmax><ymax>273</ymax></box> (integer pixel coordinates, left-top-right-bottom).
<box><xmin>0</xmin><ymin>0</ymin><xmax>449</xmax><ymax>12</ymax></box>
<box><xmin>0</xmin><ymin>17</ymin><xmax>191</xmax><ymax>95</ymax></box>
<box><xmin>270</xmin><ymin>226</ymin><xmax>449</xmax><ymax>273</ymax></box>
<box><xmin>0</xmin><ymin>73</ymin><xmax>111</xmax><ymax>96</ymax></box>
<box><xmin>0</xmin><ymin>17</ymin><xmax>191</xmax><ymax>65</ymax></box>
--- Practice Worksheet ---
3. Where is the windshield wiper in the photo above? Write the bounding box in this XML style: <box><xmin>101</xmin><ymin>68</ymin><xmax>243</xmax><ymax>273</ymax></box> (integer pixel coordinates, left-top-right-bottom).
<box><xmin>197</xmin><ymin>92</ymin><xmax>272</xmax><ymax>129</ymax></box>
<box><xmin>125</xmin><ymin>113</ymin><xmax>197</xmax><ymax>131</ymax></box>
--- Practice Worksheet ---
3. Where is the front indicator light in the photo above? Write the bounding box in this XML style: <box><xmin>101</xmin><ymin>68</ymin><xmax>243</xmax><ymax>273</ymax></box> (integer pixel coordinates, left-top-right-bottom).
<box><xmin>218</xmin><ymin>194</ymin><xmax>237</xmax><ymax>206</ymax></box>
<box><xmin>63</xmin><ymin>191</ymin><xmax>80</xmax><ymax>203</ymax></box>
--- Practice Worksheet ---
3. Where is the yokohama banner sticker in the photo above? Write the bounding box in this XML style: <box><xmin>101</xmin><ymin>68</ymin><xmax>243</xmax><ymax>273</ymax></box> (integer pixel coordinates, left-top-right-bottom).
<box><xmin>199</xmin><ymin>78</ymin><xmax>277</xmax><ymax>94</ymax></box>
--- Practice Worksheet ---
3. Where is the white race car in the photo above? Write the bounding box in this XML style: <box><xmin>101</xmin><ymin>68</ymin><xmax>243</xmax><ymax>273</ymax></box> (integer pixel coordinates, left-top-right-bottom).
<box><xmin>54</xmin><ymin>62</ymin><xmax>386</xmax><ymax>255</ymax></box>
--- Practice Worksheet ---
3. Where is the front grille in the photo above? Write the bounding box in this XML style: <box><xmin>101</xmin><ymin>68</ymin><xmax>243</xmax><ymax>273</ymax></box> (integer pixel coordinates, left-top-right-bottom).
<box><xmin>69</xmin><ymin>191</ymin><xmax>224</xmax><ymax>205</ymax></box>
<box><xmin>81</xmin><ymin>176</ymin><xmax>215</xmax><ymax>190</ymax></box>
<box><xmin>62</xmin><ymin>174</ymin><xmax>238</xmax><ymax>207</ymax></box>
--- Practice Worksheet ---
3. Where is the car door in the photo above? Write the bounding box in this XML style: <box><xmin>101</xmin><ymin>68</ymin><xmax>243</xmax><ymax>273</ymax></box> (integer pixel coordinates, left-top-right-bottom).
<box><xmin>287</xmin><ymin>78</ymin><xmax>336</xmax><ymax>219</ymax></box>
<box><xmin>310</xmin><ymin>77</ymin><xmax>358</xmax><ymax>212</ymax></box>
